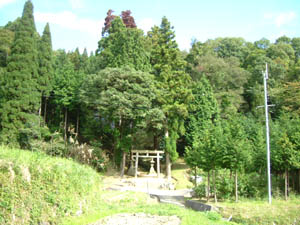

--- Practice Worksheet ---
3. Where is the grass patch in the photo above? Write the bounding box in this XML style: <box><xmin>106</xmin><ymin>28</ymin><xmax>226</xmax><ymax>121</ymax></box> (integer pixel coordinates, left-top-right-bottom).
<box><xmin>212</xmin><ymin>198</ymin><xmax>300</xmax><ymax>225</ymax></box>
<box><xmin>63</xmin><ymin>190</ymin><xmax>236</xmax><ymax>225</ymax></box>
<box><xmin>0</xmin><ymin>145</ymin><xmax>102</xmax><ymax>224</ymax></box>
<box><xmin>172</xmin><ymin>158</ymin><xmax>193</xmax><ymax>189</ymax></box>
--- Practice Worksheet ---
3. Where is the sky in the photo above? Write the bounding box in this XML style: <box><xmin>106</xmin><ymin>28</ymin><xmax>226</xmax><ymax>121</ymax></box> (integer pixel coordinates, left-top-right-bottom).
<box><xmin>0</xmin><ymin>0</ymin><xmax>300</xmax><ymax>54</ymax></box>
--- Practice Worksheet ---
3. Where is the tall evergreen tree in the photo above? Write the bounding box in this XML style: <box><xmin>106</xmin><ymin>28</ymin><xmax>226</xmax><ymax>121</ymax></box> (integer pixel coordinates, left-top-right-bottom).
<box><xmin>80</xmin><ymin>48</ymin><xmax>89</xmax><ymax>73</ymax></box>
<box><xmin>50</xmin><ymin>50</ymin><xmax>81</xmax><ymax>143</ymax></box>
<box><xmin>69</xmin><ymin>48</ymin><xmax>81</xmax><ymax>71</ymax></box>
<box><xmin>38</xmin><ymin>23</ymin><xmax>53</xmax><ymax>122</ymax></box>
<box><xmin>148</xmin><ymin>17</ymin><xmax>192</xmax><ymax>179</ymax></box>
<box><xmin>184</xmin><ymin>76</ymin><xmax>221</xmax><ymax>201</ymax></box>
<box><xmin>271</xmin><ymin>115</ymin><xmax>300</xmax><ymax>200</ymax></box>
<box><xmin>185</xmin><ymin>76</ymin><xmax>220</xmax><ymax>147</ymax></box>
<box><xmin>96</xmin><ymin>16</ymin><xmax>151</xmax><ymax>72</ymax></box>
<box><xmin>221</xmin><ymin>115</ymin><xmax>252</xmax><ymax>202</ymax></box>
<box><xmin>0</xmin><ymin>0</ymin><xmax>40</xmax><ymax>146</ymax></box>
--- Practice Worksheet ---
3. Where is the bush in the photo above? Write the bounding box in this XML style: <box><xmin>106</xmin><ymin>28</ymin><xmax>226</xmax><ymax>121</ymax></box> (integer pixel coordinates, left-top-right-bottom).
<box><xmin>29</xmin><ymin>127</ymin><xmax>109</xmax><ymax>172</ymax></box>
<box><xmin>30</xmin><ymin>131</ymin><xmax>68</xmax><ymax>157</ymax></box>
<box><xmin>216</xmin><ymin>171</ymin><xmax>268</xmax><ymax>199</ymax></box>
<box><xmin>216</xmin><ymin>172</ymin><xmax>234</xmax><ymax>199</ymax></box>
<box><xmin>205</xmin><ymin>211</ymin><xmax>222</xmax><ymax>221</ymax></box>
<box><xmin>237</xmin><ymin>172</ymin><xmax>267</xmax><ymax>198</ymax></box>
<box><xmin>193</xmin><ymin>170</ymin><xmax>270</xmax><ymax>200</ymax></box>
<box><xmin>194</xmin><ymin>183</ymin><xmax>207</xmax><ymax>198</ymax></box>
<box><xmin>69</xmin><ymin>143</ymin><xmax>109</xmax><ymax>172</ymax></box>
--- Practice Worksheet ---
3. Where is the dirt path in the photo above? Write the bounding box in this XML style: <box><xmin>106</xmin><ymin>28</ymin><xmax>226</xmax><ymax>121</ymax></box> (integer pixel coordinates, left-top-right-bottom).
<box><xmin>89</xmin><ymin>175</ymin><xmax>184</xmax><ymax>225</ymax></box>
<box><xmin>89</xmin><ymin>213</ymin><xmax>181</xmax><ymax>225</ymax></box>
<box><xmin>91</xmin><ymin>162</ymin><xmax>193</xmax><ymax>225</ymax></box>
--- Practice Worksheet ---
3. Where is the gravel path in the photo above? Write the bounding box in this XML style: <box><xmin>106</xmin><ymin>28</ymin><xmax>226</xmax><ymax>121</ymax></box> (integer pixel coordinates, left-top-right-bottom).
<box><xmin>91</xmin><ymin>175</ymin><xmax>187</xmax><ymax>225</ymax></box>
<box><xmin>89</xmin><ymin>213</ymin><xmax>181</xmax><ymax>225</ymax></box>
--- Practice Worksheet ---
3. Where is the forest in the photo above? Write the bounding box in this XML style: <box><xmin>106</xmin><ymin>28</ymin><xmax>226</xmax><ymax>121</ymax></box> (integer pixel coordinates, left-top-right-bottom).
<box><xmin>1</xmin><ymin>0</ymin><xmax>300</xmax><ymax>203</ymax></box>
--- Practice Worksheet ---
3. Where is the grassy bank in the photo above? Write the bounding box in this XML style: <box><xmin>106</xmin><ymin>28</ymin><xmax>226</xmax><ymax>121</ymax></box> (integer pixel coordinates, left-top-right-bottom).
<box><xmin>0</xmin><ymin>146</ymin><xmax>234</xmax><ymax>225</ymax></box>
<box><xmin>172</xmin><ymin>158</ymin><xmax>194</xmax><ymax>189</ymax></box>
<box><xmin>212</xmin><ymin>198</ymin><xmax>300</xmax><ymax>225</ymax></box>
<box><xmin>0</xmin><ymin>146</ymin><xmax>102</xmax><ymax>224</ymax></box>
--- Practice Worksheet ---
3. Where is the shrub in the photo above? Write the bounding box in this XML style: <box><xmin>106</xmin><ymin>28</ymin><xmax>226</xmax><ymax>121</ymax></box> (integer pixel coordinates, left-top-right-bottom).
<box><xmin>69</xmin><ymin>143</ymin><xmax>109</xmax><ymax>172</ymax></box>
<box><xmin>216</xmin><ymin>172</ymin><xmax>234</xmax><ymax>199</ymax></box>
<box><xmin>194</xmin><ymin>183</ymin><xmax>207</xmax><ymax>198</ymax></box>
<box><xmin>30</xmin><ymin>131</ymin><xmax>68</xmax><ymax>157</ymax></box>
<box><xmin>193</xmin><ymin>170</ymin><xmax>270</xmax><ymax>200</ymax></box>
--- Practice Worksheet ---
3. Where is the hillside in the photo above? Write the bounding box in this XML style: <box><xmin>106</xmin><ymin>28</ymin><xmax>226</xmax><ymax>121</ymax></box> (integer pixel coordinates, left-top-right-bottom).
<box><xmin>0</xmin><ymin>145</ymin><xmax>102</xmax><ymax>224</ymax></box>
<box><xmin>0</xmin><ymin>146</ymin><xmax>235</xmax><ymax>225</ymax></box>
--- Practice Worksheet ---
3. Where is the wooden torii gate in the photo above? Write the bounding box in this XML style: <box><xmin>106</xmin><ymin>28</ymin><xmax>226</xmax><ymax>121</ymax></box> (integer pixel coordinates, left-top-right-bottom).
<box><xmin>131</xmin><ymin>150</ymin><xmax>164</xmax><ymax>178</ymax></box>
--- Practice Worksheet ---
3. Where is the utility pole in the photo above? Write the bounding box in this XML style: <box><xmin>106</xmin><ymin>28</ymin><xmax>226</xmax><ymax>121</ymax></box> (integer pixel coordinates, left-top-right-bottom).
<box><xmin>263</xmin><ymin>63</ymin><xmax>272</xmax><ymax>204</ymax></box>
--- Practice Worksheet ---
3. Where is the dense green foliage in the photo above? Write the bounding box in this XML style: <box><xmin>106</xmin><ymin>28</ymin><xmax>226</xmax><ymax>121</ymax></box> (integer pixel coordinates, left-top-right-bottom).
<box><xmin>0</xmin><ymin>0</ymin><xmax>40</xmax><ymax>146</ymax></box>
<box><xmin>80</xmin><ymin>67</ymin><xmax>156</xmax><ymax>173</ymax></box>
<box><xmin>38</xmin><ymin>23</ymin><xmax>53</xmax><ymax>98</ymax></box>
<box><xmin>1</xmin><ymin>0</ymin><xmax>300</xmax><ymax>209</ymax></box>
<box><xmin>96</xmin><ymin>16</ymin><xmax>151</xmax><ymax>71</ymax></box>
<box><xmin>148</xmin><ymin>17</ymin><xmax>192</xmax><ymax>178</ymax></box>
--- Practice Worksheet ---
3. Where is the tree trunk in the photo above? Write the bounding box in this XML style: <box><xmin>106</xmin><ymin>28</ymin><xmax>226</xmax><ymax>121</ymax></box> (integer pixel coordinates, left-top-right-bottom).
<box><xmin>38</xmin><ymin>99</ymin><xmax>42</xmax><ymax>127</ymax></box>
<box><xmin>165</xmin><ymin>130</ymin><xmax>172</xmax><ymax>180</ymax></box>
<box><xmin>76</xmin><ymin>111</ymin><xmax>79</xmax><ymax>138</ymax></box>
<box><xmin>207</xmin><ymin>171</ymin><xmax>210</xmax><ymax>202</ymax></box>
<box><xmin>235</xmin><ymin>170</ymin><xmax>238</xmax><ymax>202</ymax></box>
<box><xmin>194</xmin><ymin>167</ymin><xmax>197</xmax><ymax>186</ymax></box>
<box><xmin>287</xmin><ymin>169</ymin><xmax>289</xmax><ymax>197</ymax></box>
<box><xmin>119</xmin><ymin>116</ymin><xmax>125</xmax><ymax>177</ymax></box>
<box><xmin>153</xmin><ymin>134</ymin><xmax>159</xmax><ymax>150</ymax></box>
<box><xmin>166</xmin><ymin>152</ymin><xmax>172</xmax><ymax>180</ymax></box>
<box><xmin>39</xmin><ymin>100</ymin><xmax>42</xmax><ymax>117</ymax></box>
<box><xmin>292</xmin><ymin>170</ymin><xmax>295</xmax><ymax>191</ymax></box>
<box><xmin>64</xmin><ymin>109</ymin><xmax>68</xmax><ymax>145</ymax></box>
<box><xmin>213</xmin><ymin>170</ymin><xmax>217</xmax><ymax>203</ymax></box>
<box><xmin>38</xmin><ymin>107</ymin><xmax>41</xmax><ymax>127</ymax></box>
<box><xmin>299</xmin><ymin>169</ymin><xmax>300</xmax><ymax>193</ymax></box>
<box><xmin>112</xmin><ymin>140</ymin><xmax>116</xmax><ymax>168</ymax></box>
<box><xmin>285</xmin><ymin>168</ymin><xmax>288</xmax><ymax>201</ymax></box>
<box><xmin>120</xmin><ymin>151</ymin><xmax>126</xmax><ymax>178</ymax></box>
<box><xmin>44</xmin><ymin>97</ymin><xmax>47</xmax><ymax>122</ymax></box>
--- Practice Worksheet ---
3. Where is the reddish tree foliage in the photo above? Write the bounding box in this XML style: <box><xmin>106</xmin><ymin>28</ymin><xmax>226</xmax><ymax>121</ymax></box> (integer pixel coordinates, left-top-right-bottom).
<box><xmin>102</xmin><ymin>9</ymin><xmax>116</xmax><ymax>35</ymax></box>
<box><xmin>102</xmin><ymin>9</ymin><xmax>137</xmax><ymax>36</ymax></box>
<box><xmin>121</xmin><ymin>10</ymin><xmax>137</xmax><ymax>28</ymax></box>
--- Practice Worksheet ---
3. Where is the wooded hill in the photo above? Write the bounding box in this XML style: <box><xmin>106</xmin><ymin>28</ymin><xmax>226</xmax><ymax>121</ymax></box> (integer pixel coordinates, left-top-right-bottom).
<box><xmin>1</xmin><ymin>0</ymin><xmax>300</xmax><ymax>201</ymax></box>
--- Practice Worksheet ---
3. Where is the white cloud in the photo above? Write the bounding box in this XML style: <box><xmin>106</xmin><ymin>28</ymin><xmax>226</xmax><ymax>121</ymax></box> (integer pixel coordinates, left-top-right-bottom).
<box><xmin>0</xmin><ymin>0</ymin><xmax>16</xmax><ymax>8</ymax></box>
<box><xmin>264</xmin><ymin>12</ymin><xmax>296</xmax><ymax>27</ymax></box>
<box><xmin>69</xmin><ymin>0</ymin><xmax>84</xmax><ymax>9</ymax></box>
<box><xmin>137</xmin><ymin>18</ymin><xmax>155</xmax><ymax>33</ymax></box>
<box><xmin>275</xmin><ymin>12</ymin><xmax>296</xmax><ymax>27</ymax></box>
<box><xmin>35</xmin><ymin>11</ymin><xmax>103</xmax><ymax>36</ymax></box>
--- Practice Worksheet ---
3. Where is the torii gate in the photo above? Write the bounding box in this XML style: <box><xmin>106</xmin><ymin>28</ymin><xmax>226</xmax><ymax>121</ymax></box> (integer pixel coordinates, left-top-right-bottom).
<box><xmin>131</xmin><ymin>150</ymin><xmax>164</xmax><ymax>178</ymax></box>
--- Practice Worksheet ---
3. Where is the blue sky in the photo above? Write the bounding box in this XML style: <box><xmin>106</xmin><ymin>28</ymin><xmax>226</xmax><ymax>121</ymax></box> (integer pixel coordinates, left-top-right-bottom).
<box><xmin>1</xmin><ymin>0</ymin><xmax>300</xmax><ymax>53</ymax></box>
